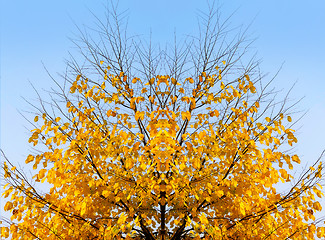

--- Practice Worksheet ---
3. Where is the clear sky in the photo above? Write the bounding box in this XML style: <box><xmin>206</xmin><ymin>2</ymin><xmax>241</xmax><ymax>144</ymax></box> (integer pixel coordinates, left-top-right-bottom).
<box><xmin>1</xmin><ymin>0</ymin><xmax>325</xmax><ymax>219</ymax></box>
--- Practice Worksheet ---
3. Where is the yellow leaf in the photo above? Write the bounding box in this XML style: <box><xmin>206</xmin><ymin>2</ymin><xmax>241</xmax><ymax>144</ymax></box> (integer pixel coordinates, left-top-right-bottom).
<box><xmin>102</xmin><ymin>190</ymin><xmax>109</xmax><ymax>198</ymax></box>
<box><xmin>132</xmin><ymin>77</ymin><xmax>140</xmax><ymax>84</ymax></box>
<box><xmin>180</xmin><ymin>163</ymin><xmax>186</xmax><ymax>171</ymax></box>
<box><xmin>287</xmin><ymin>116</ymin><xmax>292</xmax><ymax>122</ymax></box>
<box><xmin>313</xmin><ymin>201</ymin><xmax>322</xmax><ymax>211</ymax></box>
<box><xmin>186</xmin><ymin>77</ymin><xmax>194</xmax><ymax>84</ymax></box>
<box><xmin>25</xmin><ymin>155</ymin><xmax>34</xmax><ymax>164</ymax></box>
<box><xmin>4</xmin><ymin>202</ymin><xmax>13</xmax><ymax>211</ymax></box>
<box><xmin>292</xmin><ymin>155</ymin><xmax>300</xmax><ymax>164</ymax></box>
<box><xmin>239</xmin><ymin>202</ymin><xmax>245</xmax><ymax>215</ymax></box>
<box><xmin>148</xmin><ymin>78</ymin><xmax>155</xmax><ymax>85</ymax></box>
<box><xmin>80</xmin><ymin>202</ymin><xmax>87</xmax><ymax>216</ymax></box>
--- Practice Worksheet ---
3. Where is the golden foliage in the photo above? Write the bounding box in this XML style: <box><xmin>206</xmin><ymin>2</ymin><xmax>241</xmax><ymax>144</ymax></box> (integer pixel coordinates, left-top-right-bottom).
<box><xmin>2</xmin><ymin>68</ymin><xmax>325</xmax><ymax>239</ymax></box>
<box><xmin>1</xmin><ymin>6</ymin><xmax>325</xmax><ymax>240</ymax></box>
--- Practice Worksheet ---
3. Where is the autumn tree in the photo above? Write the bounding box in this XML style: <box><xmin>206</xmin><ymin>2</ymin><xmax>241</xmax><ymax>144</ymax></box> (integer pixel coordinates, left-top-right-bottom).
<box><xmin>1</xmin><ymin>4</ymin><xmax>325</xmax><ymax>240</ymax></box>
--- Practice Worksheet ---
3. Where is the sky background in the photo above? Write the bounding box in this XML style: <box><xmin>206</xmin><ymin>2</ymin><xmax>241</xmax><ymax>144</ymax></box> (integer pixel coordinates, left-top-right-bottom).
<box><xmin>1</xmin><ymin>0</ymin><xmax>325</xmax><ymax>221</ymax></box>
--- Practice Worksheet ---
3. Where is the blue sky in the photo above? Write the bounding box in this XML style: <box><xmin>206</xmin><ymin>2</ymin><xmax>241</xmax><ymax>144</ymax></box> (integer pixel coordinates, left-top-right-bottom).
<box><xmin>1</xmin><ymin>0</ymin><xmax>325</xmax><ymax>218</ymax></box>
<box><xmin>2</xmin><ymin>0</ymin><xmax>325</xmax><ymax>164</ymax></box>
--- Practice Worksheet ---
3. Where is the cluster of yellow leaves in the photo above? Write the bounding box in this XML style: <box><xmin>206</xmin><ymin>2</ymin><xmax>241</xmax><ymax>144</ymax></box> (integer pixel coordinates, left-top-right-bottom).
<box><xmin>2</xmin><ymin>65</ymin><xmax>325</xmax><ymax>239</ymax></box>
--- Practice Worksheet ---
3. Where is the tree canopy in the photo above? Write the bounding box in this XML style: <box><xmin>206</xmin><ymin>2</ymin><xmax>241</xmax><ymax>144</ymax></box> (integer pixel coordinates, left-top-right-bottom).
<box><xmin>1</xmin><ymin>5</ymin><xmax>325</xmax><ymax>240</ymax></box>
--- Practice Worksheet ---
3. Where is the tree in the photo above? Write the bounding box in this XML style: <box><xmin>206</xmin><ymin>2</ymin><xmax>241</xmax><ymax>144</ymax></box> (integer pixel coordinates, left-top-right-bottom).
<box><xmin>1</xmin><ymin>4</ymin><xmax>325</xmax><ymax>240</ymax></box>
